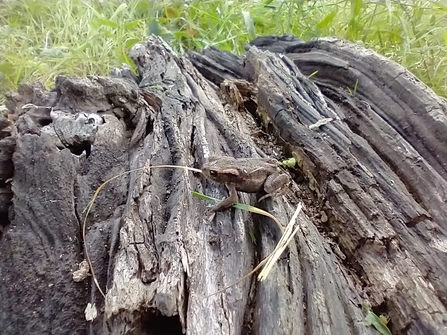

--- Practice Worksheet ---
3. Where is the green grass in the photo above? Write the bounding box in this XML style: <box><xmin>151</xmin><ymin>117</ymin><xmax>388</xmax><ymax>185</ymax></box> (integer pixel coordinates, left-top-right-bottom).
<box><xmin>1</xmin><ymin>0</ymin><xmax>447</xmax><ymax>103</ymax></box>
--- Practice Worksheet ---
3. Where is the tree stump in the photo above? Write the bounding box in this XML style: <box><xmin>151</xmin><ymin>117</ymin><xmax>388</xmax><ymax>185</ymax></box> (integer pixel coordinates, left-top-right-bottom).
<box><xmin>0</xmin><ymin>35</ymin><xmax>446</xmax><ymax>335</ymax></box>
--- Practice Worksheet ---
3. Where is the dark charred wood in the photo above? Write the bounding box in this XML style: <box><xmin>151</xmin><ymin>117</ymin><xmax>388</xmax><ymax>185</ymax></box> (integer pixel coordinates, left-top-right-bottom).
<box><xmin>0</xmin><ymin>35</ymin><xmax>445</xmax><ymax>335</ymax></box>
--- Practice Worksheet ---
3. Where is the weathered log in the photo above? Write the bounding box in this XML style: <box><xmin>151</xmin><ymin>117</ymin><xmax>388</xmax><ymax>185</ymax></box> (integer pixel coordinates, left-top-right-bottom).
<box><xmin>190</xmin><ymin>35</ymin><xmax>447</xmax><ymax>334</ymax></box>
<box><xmin>0</xmin><ymin>35</ymin><xmax>445</xmax><ymax>335</ymax></box>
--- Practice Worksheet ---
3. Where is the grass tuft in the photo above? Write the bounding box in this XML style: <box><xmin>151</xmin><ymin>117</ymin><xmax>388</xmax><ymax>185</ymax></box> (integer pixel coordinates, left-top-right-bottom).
<box><xmin>1</xmin><ymin>0</ymin><xmax>446</xmax><ymax>101</ymax></box>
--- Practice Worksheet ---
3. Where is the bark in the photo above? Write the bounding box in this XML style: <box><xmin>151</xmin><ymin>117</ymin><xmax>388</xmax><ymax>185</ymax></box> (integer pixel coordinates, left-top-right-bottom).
<box><xmin>0</xmin><ymin>35</ymin><xmax>446</xmax><ymax>335</ymax></box>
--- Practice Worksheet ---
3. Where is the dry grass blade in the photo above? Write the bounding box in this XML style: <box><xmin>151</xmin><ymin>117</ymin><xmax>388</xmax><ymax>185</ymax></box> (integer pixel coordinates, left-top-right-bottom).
<box><xmin>258</xmin><ymin>202</ymin><xmax>302</xmax><ymax>281</ymax></box>
<box><xmin>82</xmin><ymin>164</ymin><xmax>201</xmax><ymax>298</ymax></box>
<box><xmin>206</xmin><ymin>254</ymin><xmax>270</xmax><ymax>298</ymax></box>
<box><xmin>206</xmin><ymin>203</ymin><xmax>302</xmax><ymax>297</ymax></box>
<box><xmin>238</xmin><ymin>203</ymin><xmax>284</xmax><ymax>233</ymax></box>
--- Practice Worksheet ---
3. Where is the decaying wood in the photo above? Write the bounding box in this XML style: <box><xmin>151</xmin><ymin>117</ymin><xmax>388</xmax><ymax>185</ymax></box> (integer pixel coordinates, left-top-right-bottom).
<box><xmin>0</xmin><ymin>35</ymin><xmax>446</xmax><ymax>335</ymax></box>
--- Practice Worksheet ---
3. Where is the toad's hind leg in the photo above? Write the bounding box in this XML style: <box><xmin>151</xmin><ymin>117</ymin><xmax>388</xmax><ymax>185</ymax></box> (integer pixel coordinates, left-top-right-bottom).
<box><xmin>259</xmin><ymin>173</ymin><xmax>290</xmax><ymax>202</ymax></box>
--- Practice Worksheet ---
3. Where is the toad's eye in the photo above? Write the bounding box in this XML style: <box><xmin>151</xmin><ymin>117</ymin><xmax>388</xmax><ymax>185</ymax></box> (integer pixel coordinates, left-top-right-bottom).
<box><xmin>209</xmin><ymin>170</ymin><xmax>218</xmax><ymax>176</ymax></box>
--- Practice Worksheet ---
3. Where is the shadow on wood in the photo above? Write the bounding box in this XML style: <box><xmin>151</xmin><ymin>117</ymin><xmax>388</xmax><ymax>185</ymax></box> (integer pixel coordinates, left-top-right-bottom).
<box><xmin>0</xmin><ymin>35</ymin><xmax>446</xmax><ymax>335</ymax></box>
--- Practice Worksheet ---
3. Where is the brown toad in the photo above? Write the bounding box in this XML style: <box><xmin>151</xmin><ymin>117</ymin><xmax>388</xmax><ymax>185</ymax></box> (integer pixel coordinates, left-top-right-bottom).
<box><xmin>201</xmin><ymin>156</ymin><xmax>290</xmax><ymax>212</ymax></box>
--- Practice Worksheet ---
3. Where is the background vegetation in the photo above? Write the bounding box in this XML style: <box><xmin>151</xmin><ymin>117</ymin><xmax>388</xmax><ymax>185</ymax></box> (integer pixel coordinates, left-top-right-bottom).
<box><xmin>1</xmin><ymin>0</ymin><xmax>446</xmax><ymax>103</ymax></box>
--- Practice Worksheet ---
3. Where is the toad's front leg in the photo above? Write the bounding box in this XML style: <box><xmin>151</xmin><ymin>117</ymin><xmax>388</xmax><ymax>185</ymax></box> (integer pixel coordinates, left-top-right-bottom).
<box><xmin>211</xmin><ymin>183</ymin><xmax>239</xmax><ymax>212</ymax></box>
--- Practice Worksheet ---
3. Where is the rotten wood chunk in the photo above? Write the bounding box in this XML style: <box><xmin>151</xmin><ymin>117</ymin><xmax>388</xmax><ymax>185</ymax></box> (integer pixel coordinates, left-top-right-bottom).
<box><xmin>0</xmin><ymin>35</ymin><xmax>445</xmax><ymax>335</ymax></box>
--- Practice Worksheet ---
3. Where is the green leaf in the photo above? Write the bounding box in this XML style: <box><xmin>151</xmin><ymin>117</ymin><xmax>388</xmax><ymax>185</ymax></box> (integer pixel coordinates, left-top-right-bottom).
<box><xmin>123</xmin><ymin>20</ymin><xmax>139</xmax><ymax>30</ymax></box>
<box><xmin>124</xmin><ymin>38</ymin><xmax>140</xmax><ymax>49</ymax></box>
<box><xmin>102</xmin><ymin>29</ymin><xmax>115</xmax><ymax>39</ymax></box>
<box><xmin>364</xmin><ymin>311</ymin><xmax>392</xmax><ymax>335</ymax></box>
<box><xmin>165</xmin><ymin>7</ymin><xmax>179</xmax><ymax>19</ymax></box>
<box><xmin>191</xmin><ymin>192</ymin><xmax>257</xmax><ymax>211</ymax></box>
<box><xmin>94</xmin><ymin>17</ymin><xmax>120</xmax><ymax>29</ymax></box>
<box><xmin>192</xmin><ymin>191</ymin><xmax>282</xmax><ymax>231</ymax></box>
<box><xmin>279</xmin><ymin>157</ymin><xmax>296</xmax><ymax>168</ymax></box>
<box><xmin>191</xmin><ymin>191</ymin><xmax>216</xmax><ymax>202</ymax></box>
<box><xmin>352</xmin><ymin>0</ymin><xmax>363</xmax><ymax>17</ymax></box>
<box><xmin>317</xmin><ymin>11</ymin><xmax>337</xmax><ymax>30</ymax></box>
<box><xmin>148</xmin><ymin>20</ymin><xmax>161</xmax><ymax>36</ymax></box>
<box><xmin>249</xmin><ymin>231</ymin><xmax>257</xmax><ymax>245</ymax></box>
